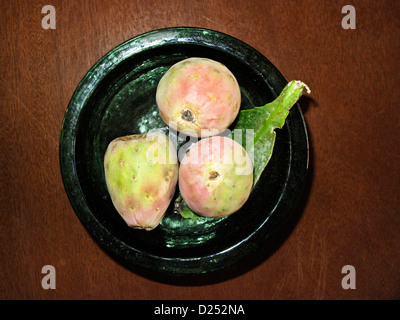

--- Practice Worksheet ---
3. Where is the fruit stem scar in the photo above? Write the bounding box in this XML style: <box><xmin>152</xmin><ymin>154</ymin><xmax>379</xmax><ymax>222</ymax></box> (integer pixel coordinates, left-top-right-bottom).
<box><xmin>181</xmin><ymin>109</ymin><xmax>195</xmax><ymax>122</ymax></box>
<box><xmin>209</xmin><ymin>170</ymin><xmax>220</xmax><ymax>180</ymax></box>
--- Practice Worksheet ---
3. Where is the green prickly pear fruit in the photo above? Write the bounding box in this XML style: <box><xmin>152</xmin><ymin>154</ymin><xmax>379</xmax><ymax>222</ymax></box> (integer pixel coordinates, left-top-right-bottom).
<box><xmin>104</xmin><ymin>131</ymin><xmax>178</xmax><ymax>230</ymax></box>
<box><xmin>178</xmin><ymin>136</ymin><xmax>253</xmax><ymax>218</ymax></box>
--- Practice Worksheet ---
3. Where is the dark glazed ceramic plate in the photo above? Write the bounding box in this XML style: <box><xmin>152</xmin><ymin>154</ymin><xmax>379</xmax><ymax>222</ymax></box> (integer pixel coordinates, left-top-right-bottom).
<box><xmin>60</xmin><ymin>27</ymin><xmax>309</xmax><ymax>278</ymax></box>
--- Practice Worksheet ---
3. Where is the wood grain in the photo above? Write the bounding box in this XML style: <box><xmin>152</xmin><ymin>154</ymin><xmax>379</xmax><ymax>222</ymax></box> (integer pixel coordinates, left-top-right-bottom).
<box><xmin>1</xmin><ymin>0</ymin><xmax>399</xmax><ymax>300</ymax></box>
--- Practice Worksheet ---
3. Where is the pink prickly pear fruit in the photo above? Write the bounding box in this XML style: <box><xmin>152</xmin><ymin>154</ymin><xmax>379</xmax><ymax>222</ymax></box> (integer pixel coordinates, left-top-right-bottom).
<box><xmin>104</xmin><ymin>131</ymin><xmax>178</xmax><ymax>230</ymax></box>
<box><xmin>179</xmin><ymin>136</ymin><xmax>253</xmax><ymax>218</ymax></box>
<box><xmin>156</xmin><ymin>57</ymin><xmax>241</xmax><ymax>137</ymax></box>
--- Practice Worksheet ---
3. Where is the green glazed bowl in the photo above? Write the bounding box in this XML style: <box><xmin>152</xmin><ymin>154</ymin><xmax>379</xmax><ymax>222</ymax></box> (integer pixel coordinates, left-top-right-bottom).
<box><xmin>60</xmin><ymin>27</ymin><xmax>309</xmax><ymax>279</ymax></box>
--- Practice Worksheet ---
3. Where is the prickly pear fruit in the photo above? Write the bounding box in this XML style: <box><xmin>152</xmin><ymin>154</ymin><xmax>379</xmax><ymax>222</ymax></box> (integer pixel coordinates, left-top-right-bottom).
<box><xmin>179</xmin><ymin>136</ymin><xmax>253</xmax><ymax>218</ymax></box>
<box><xmin>104</xmin><ymin>131</ymin><xmax>178</xmax><ymax>230</ymax></box>
<box><xmin>156</xmin><ymin>57</ymin><xmax>241</xmax><ymax>137</ymax></box>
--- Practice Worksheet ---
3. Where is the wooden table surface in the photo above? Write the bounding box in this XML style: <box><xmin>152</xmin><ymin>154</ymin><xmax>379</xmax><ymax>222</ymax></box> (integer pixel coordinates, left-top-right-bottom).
<box><xmin>1</xmin><ymin>0</ymin><xmax>399</xmax><ymax>300</ymax></box>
